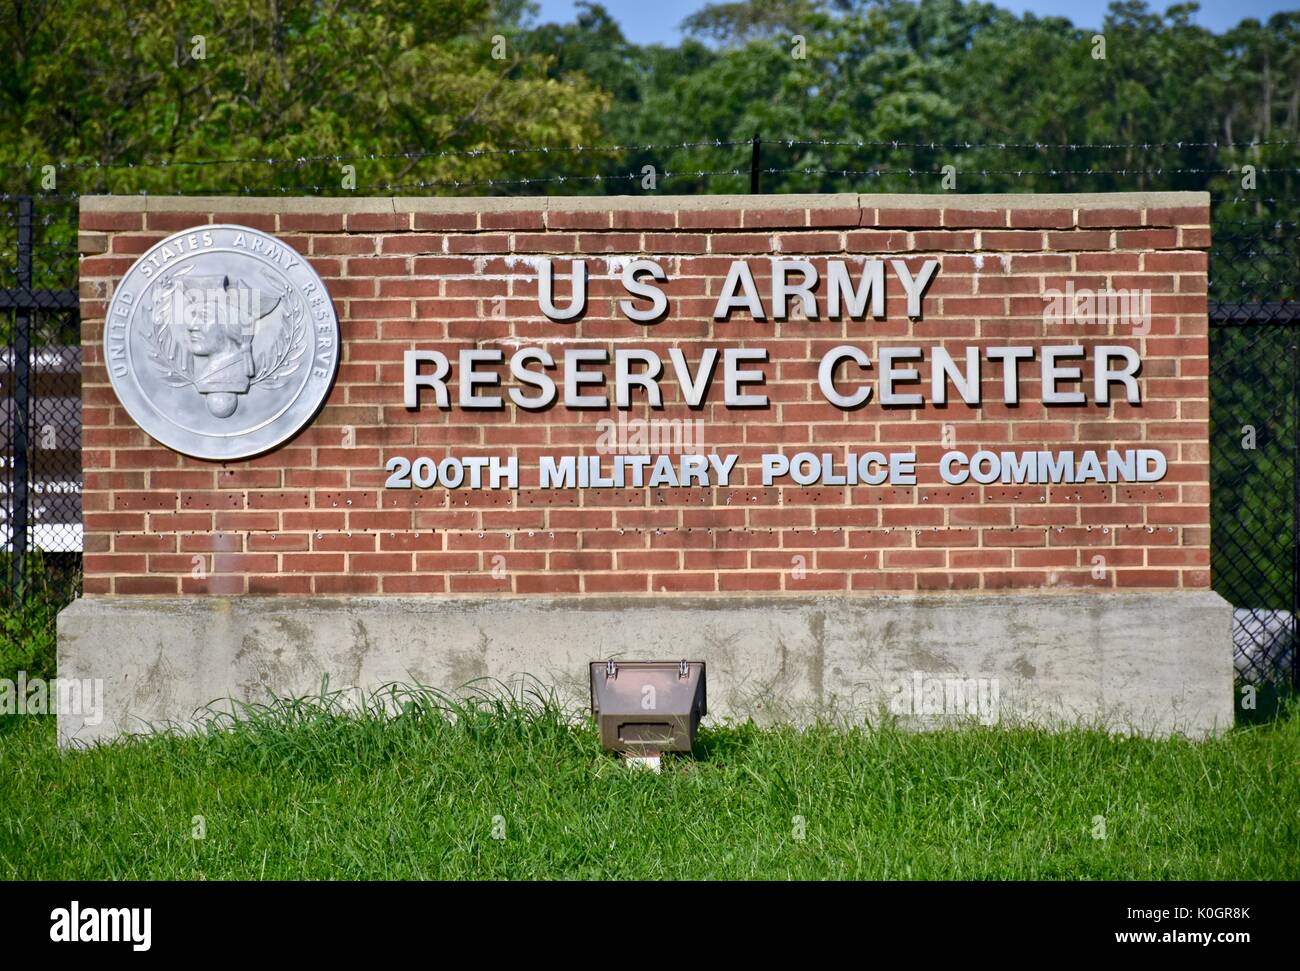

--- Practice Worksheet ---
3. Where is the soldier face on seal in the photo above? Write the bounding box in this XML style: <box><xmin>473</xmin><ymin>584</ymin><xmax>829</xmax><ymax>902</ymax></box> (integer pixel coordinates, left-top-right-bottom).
<box><xmin>183</xmin><ymin>286</ymin><xmax>241</xmax><ymax>359</ymax></box>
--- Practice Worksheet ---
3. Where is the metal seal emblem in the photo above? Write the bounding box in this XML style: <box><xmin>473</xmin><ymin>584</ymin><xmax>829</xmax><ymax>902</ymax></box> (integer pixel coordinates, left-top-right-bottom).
<box><xmin>103</xmin><ymin>224</ymin><xmax>339</xmax><ymax>460</ymax></box>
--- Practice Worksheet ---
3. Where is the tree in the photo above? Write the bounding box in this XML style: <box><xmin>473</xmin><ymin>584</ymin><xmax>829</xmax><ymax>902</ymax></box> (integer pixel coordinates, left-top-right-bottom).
<box><xmin>0</xmin><ymin>0</ymin><xmax>609</xmax><ymax>196</ymax></box>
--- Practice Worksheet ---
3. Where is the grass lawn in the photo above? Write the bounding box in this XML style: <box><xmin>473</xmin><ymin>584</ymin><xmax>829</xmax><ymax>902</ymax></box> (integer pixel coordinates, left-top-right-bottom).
<box><xmin>1</xmin><ymin>689</ymin><xmax>1297</xmax><ymax>880</ymax></box>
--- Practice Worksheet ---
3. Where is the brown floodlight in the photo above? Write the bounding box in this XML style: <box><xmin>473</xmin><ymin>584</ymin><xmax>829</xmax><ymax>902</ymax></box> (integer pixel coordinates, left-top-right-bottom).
<box><xmin>590</xmin><ymin>660</ymin><xmax>707</xmax><ymax>755</ymax></box>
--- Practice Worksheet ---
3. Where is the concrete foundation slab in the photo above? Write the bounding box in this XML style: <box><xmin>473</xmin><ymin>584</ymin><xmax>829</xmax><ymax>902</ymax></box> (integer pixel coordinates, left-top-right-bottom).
<box><xmin>56</xmin><ymin>592</ymin><xmax>1235</xmax><ymax>746</ymax></box>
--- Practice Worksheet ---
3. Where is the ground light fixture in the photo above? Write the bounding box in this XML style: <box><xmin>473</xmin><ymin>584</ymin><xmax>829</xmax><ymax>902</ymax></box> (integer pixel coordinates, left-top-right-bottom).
<box><xmin>589</xmin><ymin>660</ymin><xmax>707</xmax><ymax>771</ymax></box>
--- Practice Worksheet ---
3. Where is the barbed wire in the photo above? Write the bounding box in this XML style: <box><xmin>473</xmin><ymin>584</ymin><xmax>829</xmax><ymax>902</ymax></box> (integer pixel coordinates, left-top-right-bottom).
<box><xmin>1211</xmin><ymin>196</ymin><xmax>1290</xmax><ymax>205</ymax></box>
<box><xmin>3</xmin><ymin>134</ymin><xmax>1295</xmax><ymax>176</ymax></box>
<box><xmin>2</xmin><ymin>161</ymin><xmax>1296</xmax><ymax>209</ymax></box>
<box><xmin>7</xmin><ymin>165</ymin><xmax>1297</xmax><ymax>202</ymax></box>
<box><xmin>761</xmin><ymin>165</ymin><xmax>1300</xmax><ymax>179</ymax></box>
<box><xmin>772</xmin><ymin>137</ymin><xmax>1300</xmax><ymax>152</ymax></box>
<box><xmin>0</xmin><ymin>170</ymin><xmax>718</xmax><ymax>199</ymax></box>
<box><xmin>9</xmin><ymin>140</ymin><xmax>752</xmax><ymax>175</ymax></box>
<box><xmin>0</xmin><ymin>194</ymin><xmax>83</xmax><ymax>203</ymax></box>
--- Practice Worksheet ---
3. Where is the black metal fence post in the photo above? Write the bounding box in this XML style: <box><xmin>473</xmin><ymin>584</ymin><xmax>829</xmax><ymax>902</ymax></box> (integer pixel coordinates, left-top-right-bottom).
<box><xmin>750</xmin><ymin>133</ymin><xmax>760</xmax><ymax>194</ymax></box>
<box><xmin>10</xmin><ymin>196</ymin><xmax>32</xmax><ymax>598</ymax></box>
<box><xmin>1294</xmin><ymin>330</ymin><xmax>1300</xmax><ymax>693</ymax></box>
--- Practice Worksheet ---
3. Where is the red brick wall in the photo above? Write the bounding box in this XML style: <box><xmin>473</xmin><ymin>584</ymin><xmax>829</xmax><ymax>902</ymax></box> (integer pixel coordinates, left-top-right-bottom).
<box><xmin>77</xmin><ymin>194</ymin><xmax>1211</xmax><ymax>596</ymax></box>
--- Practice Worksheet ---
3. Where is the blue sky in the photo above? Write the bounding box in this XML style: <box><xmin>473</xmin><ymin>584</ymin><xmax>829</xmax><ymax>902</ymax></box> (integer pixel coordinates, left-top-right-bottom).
<box><xmin>531</xmin><ymin>0</ymin><xmax>1296</xmax><ymax>43</ymax></box>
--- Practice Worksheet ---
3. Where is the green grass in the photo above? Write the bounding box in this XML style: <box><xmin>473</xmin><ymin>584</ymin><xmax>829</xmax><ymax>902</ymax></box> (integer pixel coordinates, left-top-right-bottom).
<box><xmin>1</xmin><ymin>685</ymin><xmax>1297</xmax><ymax>880</ymax></box>
<box><xmin>0</xmin><ymin>552</ymin><xmax>80</xmax><ymax>684</ymax></box>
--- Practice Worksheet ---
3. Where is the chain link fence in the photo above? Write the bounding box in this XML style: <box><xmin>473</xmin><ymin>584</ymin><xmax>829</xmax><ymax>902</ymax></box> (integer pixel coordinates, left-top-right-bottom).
<box><xmin>0</xmin><ymin>195</ymin><xmax>1296</xmax><ymax>707</ymax></box>
<box><xmin>1209</xmin><ymin>218</ymin><xmax>1300</xmax><ymax>705</ymax></box>
<box><xmin>0</xmin><ymin>196</ymin><xmax>82</xmax><ymax>605</ymax></box>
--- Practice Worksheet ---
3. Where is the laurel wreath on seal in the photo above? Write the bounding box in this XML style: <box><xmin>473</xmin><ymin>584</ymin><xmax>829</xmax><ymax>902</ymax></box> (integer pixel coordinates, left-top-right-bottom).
<box><xmin>145</xmin><ymin>264</ymin><xmax>197</xmax><ymax>388</ymax></box>
<box><xmin>250</xmin><ymin>281</ymin><xmax>306</xmax><ymax>389</ymax></box>
<box><xmin>143</xmin><ymin>266</ymin><xmax>307</xmax><ymax>389</ymax></box>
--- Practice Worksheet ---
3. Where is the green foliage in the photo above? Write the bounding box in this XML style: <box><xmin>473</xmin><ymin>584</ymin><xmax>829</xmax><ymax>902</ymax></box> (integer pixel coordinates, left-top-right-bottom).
<box><xmin>2</xmin><ymin>0</ymin><xmax>1295</xmax><ymax>215</ymax></box>
<box><xmin>525</xmin><ymin>0</ymin><xmax>1299</xmax><ymax>217</ymax></box>
<box><xmin>0</xmin><ymin>552</ymin><xmax>80</xmax><ymax>684</ymax></box>
<box><xmin>0</xmin><ymin>0</ymin><xmax>609</xmax><ymax>197</ymax></box>
<box><xmin>0</xmin><ymin>688</ymin><xmax>1296</xmax><ymax>879</ymax></box>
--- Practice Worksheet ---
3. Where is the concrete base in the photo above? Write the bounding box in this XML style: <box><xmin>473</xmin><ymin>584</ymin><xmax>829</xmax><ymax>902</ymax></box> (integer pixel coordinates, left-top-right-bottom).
<box><xmin>56</xmin><ymin>592</ymin><xmax>1235</xmax><ymax>746</ymax></box>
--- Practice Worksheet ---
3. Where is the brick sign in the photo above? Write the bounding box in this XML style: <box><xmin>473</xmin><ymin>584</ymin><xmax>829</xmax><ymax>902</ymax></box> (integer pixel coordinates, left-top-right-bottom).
<box><xmin>78</xmin><ymin>193</ymin><xmax>1210</xmax><ymax>597</ymax></box>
